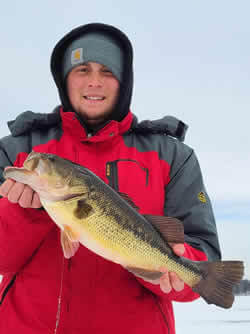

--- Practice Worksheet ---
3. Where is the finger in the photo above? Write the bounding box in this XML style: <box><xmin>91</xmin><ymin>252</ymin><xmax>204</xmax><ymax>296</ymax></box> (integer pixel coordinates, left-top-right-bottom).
<box><xmin>160</xmin><ymin>272</ymin><xmax>172</xmax><ymax>293</ymax></box>
<box><xmin>31</xmin><ymin>192</ymin><xmax>42</xmax><ymax>208</ymax></box>
<box><xmin>171</xmin><ymin>243</ymin><xmax>185</xmax><ymax>256</ymax></box>
<box><xmin>0</xmin><ymin>179</ymin><xmax>16</xmax><ymax>197</ymax></box>
<box><xmin>169</xmin><ymin>272</ymin><xmax>185</xmax><ymax>292</ymax></box>
<box><xmin>18</xmin><ymin>185</ymin><xmax>34</xmax><ymax>208</ymax></box>
<box><xmin>7</xmin><ymin>182</ymin><xmax>25</xmax><ymax>203</ymax></box>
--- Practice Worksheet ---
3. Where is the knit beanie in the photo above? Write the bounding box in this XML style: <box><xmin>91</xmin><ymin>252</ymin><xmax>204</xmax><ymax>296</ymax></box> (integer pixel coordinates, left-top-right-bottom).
<box><xmin>62</xmin><ymin>32</ymin><xmax>124</xmax><ymax>82</ymax></box>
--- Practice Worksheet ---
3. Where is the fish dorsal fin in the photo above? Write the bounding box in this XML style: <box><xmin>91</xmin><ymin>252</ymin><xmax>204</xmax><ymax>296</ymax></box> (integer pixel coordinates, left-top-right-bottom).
<box><xmin>60</xmin><ymin>229</ymin><xmax>80</xmax><ymax>259</ymax></box>
<box><xmin>118</xmin><ymin>192</ymin><xmax>139</xmax><ymax>211</ymax></box>
<box><xmin>143</xmin><ymin>215</ymin><xmax>184</xmax><ymax>244</ymax></box>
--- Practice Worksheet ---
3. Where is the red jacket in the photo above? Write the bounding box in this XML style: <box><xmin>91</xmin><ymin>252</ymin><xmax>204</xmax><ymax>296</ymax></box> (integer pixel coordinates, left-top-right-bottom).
<box><xmin>0</xmin><ymin>109</ymin><xmax>218</xmax><ymax>334</ymax></box>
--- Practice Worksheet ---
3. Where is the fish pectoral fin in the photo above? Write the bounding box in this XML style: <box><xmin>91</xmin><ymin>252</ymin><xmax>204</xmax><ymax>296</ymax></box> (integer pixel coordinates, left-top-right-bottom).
<box><xmin>125</xmin><ymin>266</ymin><xmax>164</xmax><ymax>280</ymax></box>
<box><xmin>144</xmin><ymin>215</ymin><xmax>184</xmax><ymax>244</ymax></box>
<box><xmin>63</xmin><ymin>225</ymin><xmax>80</xmax><ymax>242</ymax></box>
<box><xmin>60</xmin><ymin>230</ymin><xmax>80</xmax><ymax>259</ymax></box>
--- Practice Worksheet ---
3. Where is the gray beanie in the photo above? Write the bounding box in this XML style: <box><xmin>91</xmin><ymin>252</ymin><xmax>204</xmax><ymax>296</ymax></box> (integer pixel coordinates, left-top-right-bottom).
<box><xmin>62</xmin><ymin>32</ymin><xmax>124</xmax><ymax>82</ymax></box>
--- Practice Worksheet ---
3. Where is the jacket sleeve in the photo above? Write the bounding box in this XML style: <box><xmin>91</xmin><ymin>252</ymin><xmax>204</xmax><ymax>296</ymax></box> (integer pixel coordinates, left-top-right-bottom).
<box><xmin>164</xmin><ymin>146</ymin><xmax>221</xmax><ymax>262</ymax></box>
<box><xmin>0</xmin><ymin>198</ymin><xmax>54</xmax><ymax>275</ymax></box>
<box><xmin>137</xmin><ymin>140</ymin><xmax>221</xmax><ymax>302</ymax></box>
<box><xmin>0</xmin><ymin>138</ymin><xmax>54</xmax><ymax>275</ymax></box>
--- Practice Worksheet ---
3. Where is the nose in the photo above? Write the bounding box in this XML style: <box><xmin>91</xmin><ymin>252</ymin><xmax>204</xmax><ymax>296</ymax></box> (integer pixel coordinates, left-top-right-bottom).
<box><xmin>87</xmin><ymin>71</ymin><xmax>103</xmax><ymax>88</ymax></box>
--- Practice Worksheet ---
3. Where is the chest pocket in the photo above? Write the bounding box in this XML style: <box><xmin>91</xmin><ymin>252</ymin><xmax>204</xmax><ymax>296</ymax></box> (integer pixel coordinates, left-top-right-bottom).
<box><xmin>105</xmin><ymin>159</ymin><xmax>164</xmax><ymax>215</ymax></box>
<box><xmin>106</xmin><ymin>159</ymin><xmax>149</xmax><ymax>191</ymax></box>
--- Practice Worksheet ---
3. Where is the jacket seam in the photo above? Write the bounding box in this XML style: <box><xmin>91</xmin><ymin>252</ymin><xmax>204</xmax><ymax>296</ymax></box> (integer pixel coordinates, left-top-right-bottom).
<box><xmin>0</xmin><ymin>274</ymin><xmax>16</xmax><ymax>306</ymax></box>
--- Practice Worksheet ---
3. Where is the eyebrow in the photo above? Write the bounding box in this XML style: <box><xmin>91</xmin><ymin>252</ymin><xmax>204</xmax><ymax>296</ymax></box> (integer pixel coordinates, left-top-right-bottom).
<box><xmin>80</xmin><ymin>62</ymin><xmax>107</xmax><ymax>69</ymax></box>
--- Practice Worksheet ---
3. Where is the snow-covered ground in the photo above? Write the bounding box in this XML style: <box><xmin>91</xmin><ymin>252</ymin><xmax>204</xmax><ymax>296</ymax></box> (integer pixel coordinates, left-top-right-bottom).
<box><xmin>174</xmin><ymin>296</ymin><xmax>250</xmax><ymax>334</ymax></box>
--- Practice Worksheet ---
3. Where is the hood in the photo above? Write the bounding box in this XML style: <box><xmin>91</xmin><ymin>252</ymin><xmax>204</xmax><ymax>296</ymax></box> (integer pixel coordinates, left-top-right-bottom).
<box><xmin>50</xmin><ymin>23</ymin><xmax>134</xmax><ymax>123</ymax></box>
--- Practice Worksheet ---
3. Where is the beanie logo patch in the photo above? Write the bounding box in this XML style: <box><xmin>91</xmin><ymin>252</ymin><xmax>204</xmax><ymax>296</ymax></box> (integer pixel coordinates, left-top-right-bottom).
<box><xmin>71</xmin><ymin>48</ymin><xmax>83</xmax><ymax>65</ymax></box>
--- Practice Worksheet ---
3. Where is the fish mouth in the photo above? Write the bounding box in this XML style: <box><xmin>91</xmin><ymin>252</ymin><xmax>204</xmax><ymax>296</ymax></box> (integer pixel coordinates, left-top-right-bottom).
<box><xmin>3</xmin><ymin>166</ymin><xmax>36</xmax><ymax>180</ymax></box>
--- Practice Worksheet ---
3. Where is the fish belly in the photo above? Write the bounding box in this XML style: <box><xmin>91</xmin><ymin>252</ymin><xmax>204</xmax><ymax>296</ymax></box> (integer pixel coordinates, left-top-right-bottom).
<box><xmin>42</xmin><ymin>199</ymin><xmax>201</xmax><ymax>286</ymax></box>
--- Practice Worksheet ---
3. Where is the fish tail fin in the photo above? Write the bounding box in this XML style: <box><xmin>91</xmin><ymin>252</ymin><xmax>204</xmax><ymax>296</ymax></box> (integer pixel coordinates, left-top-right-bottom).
<box><xmin>193</xmin><ymin>260</ymin><xmax>244</xmax><ymax>308</ymax></box>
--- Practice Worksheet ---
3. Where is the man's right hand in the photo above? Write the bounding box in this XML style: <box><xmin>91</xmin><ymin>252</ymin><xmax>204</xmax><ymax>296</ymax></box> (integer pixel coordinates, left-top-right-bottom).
<box><xmin>0</xmin><ymin>179</ymin><xmax>42</xmax><ymax>208</ymax></box>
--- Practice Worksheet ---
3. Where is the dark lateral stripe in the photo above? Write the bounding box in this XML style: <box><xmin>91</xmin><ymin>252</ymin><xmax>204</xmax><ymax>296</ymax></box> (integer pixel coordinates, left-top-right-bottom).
<box><xmin>170</xmin><ymin>255</ymin><xmax>201</xmax><ymax>276</ymax></box>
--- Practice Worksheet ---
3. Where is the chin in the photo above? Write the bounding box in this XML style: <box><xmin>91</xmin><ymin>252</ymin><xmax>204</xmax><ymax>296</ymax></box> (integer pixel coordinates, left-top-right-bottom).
<box><xmin>86</xmin><ymin>120</ymin><xmax>103</xmax><ymax>126</ymax></box>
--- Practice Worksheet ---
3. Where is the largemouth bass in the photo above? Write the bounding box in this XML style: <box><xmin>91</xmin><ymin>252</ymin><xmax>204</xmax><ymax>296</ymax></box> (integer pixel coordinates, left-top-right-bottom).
<box><xmin>4</xmin><ymin>152</ymin><xmax>244</xmax><ymax>309</ymax></box>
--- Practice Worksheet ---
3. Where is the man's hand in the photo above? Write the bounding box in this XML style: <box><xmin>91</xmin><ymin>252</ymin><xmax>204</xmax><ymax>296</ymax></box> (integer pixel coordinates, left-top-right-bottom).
<box><xmin>141</xmin><ymin>243</ymin><xmax>185</xmax><ymax>293</ymax></box>
<box><xmin>0</xmin><ymin>178</ymin><xmax>42</xmax><ymax>208</ymax></box>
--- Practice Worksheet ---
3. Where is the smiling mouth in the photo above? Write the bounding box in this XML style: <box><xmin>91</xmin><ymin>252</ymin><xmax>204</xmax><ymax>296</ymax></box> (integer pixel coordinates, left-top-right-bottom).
<box><xmin>83</xmin><ymin>96</ymin><xmax>105</xmax><ymax>101</ymax></box>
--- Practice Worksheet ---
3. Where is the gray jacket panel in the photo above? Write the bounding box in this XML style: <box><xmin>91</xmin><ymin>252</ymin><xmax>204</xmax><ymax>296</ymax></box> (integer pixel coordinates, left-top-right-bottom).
<box><xmin>123</xmin><ymin>132</ymin><xmax>221</xmax><ymax>261</ymax></box>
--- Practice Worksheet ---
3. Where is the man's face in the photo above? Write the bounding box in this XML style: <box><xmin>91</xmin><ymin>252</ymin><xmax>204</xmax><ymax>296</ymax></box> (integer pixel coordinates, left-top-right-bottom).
<box><xmin>66</xmin><ymin>62</ymin><xmax>120</xmax><ymax>127</ymax></box>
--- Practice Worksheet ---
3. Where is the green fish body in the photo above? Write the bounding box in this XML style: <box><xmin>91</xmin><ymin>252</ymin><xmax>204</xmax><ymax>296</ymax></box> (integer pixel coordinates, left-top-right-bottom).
<box><xmin>4</xmin><ymin>152</ymin><xmax>244</xmax><ymax>309</ymax></box>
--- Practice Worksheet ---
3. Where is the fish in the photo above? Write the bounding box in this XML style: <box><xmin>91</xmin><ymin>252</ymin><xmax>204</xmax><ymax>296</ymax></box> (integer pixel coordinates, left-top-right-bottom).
<box><xmin>3</xmin><ymin>151</ymin><xmax>244</xmax><ymax>309</ymax></box>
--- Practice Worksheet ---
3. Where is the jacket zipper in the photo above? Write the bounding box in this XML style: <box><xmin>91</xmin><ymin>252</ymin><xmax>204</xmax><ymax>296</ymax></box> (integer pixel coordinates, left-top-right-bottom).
<box><xmin>106</xmin><ymin>162</ymin><xmax>119</xmax><ymax>190</ymax></box>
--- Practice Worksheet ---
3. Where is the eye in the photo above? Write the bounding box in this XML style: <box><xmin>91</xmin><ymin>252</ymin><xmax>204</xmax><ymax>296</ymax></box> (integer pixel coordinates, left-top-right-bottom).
<box><xmin>79</xmin><ymin>67</ymin><xmax>88</xmax><ymax>72</ymax></box>
<box><xmin>74</xmin><ymin>65</ymin><xmax>88</xmax><ymax>73</ymax></box>
<box><xmin>102</xmin><ymin>68</ymin><xmax>113</xmax><ymax>75</ymax></box>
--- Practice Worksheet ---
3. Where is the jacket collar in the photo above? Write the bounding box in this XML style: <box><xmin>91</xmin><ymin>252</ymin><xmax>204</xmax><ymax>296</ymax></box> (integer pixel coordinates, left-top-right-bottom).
<box><xmin>60</xmin><ymin>108</ymin><xmax>133</xmax><ymax>143</ymax></box>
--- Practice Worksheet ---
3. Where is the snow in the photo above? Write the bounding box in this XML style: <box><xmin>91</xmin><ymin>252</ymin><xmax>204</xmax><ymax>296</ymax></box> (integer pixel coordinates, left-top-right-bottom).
<box><xmin>174</xmin><ymin>296</ymin><xmax>250</xmax><ymax>333</ymax></box>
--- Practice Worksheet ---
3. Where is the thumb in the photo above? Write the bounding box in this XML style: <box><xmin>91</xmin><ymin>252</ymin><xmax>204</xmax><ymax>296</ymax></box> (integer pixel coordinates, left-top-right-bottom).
<box><xmin>171</xmin><ymin>243</ymin><xmax>185</xmax><ymax>256</ymax></box>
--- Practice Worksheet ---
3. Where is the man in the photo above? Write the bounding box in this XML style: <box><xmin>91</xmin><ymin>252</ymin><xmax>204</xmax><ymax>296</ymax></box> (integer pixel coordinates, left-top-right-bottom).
<box><xmin>0</xmin><ymin>23</ymin><xmax>221</xmax><ymax>333</ymax></box>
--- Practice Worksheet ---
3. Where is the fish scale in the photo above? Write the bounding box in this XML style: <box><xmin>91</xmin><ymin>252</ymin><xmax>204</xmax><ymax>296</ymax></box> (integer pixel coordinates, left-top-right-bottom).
<box><xmin>82</xmin><ymin>181</ymin><xmax>173</xmax><ymax>268</ymax></box>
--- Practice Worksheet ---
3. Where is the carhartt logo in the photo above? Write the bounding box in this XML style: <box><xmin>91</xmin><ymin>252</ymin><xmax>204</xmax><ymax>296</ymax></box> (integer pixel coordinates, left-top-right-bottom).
<box><xmin>198</xmin><ymin>192</ymin><xmax>206</xmax><ymax>203</ymax></box>
<box><xmin>71</xmin><ymin>48</ymin><xmax>83</xmax><ymax>65</ymax></box>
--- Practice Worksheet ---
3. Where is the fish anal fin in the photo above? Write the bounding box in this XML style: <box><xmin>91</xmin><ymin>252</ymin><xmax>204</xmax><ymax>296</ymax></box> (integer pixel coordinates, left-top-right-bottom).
<box><xmin>118</xmin><ymin>192</ymin><xmax>140</xmax><ymax>211</ymax></box>
<box><xmin>60</xmin><ymin>230</ymin><xmax>80</xmax><ymax>259</ymax></box>
<box><xmin>126</xmin><ymin>266</ymin><xmax>164</xmax><ymax>280</ymax></box>
<box><xmin>144</xmin><ymin>215</ymin><xmax>184</xmax><ymax>244</ymax></box>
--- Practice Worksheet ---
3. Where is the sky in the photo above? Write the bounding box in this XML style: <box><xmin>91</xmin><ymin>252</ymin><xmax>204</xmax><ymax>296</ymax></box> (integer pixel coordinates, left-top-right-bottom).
<box><xmin>0</xmin><ymin>0</ymin><xmax>249</xmax><ymax>273</ymax></box>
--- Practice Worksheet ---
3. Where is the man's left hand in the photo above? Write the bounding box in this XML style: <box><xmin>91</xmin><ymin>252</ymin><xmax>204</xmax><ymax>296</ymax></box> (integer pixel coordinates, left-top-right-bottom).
<box><xmin>141</xmin><ymin>243</ymin><xmax>185</xmax><ymax>293</ymax></box>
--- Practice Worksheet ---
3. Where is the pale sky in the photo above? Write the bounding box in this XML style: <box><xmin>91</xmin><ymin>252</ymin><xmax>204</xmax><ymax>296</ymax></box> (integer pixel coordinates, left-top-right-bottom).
<box><xmin>1</xmin><ymin>1</ymin><xmax>250</xmax><ymax>275</ymax></box>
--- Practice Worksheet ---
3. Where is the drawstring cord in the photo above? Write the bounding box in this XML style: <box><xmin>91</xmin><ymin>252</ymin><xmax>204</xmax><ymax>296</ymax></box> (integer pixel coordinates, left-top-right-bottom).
<box><xmin>54</xmin><ymin>255</ymin><xmax>65</xmax><ymax>334</ymax></box>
